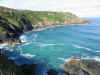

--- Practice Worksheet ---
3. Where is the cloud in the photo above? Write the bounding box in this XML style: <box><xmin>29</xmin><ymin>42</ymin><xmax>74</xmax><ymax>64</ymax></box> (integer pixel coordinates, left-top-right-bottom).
<box><xmin>0</xmin><ymin>0</ymin><xmax>100</xmax><ymax>17</ymax></box>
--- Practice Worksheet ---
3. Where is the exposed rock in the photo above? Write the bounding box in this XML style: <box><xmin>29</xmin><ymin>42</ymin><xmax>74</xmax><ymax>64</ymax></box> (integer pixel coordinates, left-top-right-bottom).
<box><xmin>61</xmin><ymin>56</ymin><xmax>100</xmax><ymax>75</ymax></box>
<box><xmin>0</xmin><ymin>53</ymin><xmax>60</xmax><ymax>75</ymax></box>
<box><xmin>0</xmin><ymin>54</ymin><xmax>24</xmax><ymax>75</ymax></box>
<box><xmin>47</xmin><ymin>69</ymin><xmax>58</xmax><ymax>75</ymax></box>
<box><xmin>0</xmin><ymin>54</ymin><xmax>37</xmax><ymax>75</ymax></box>
<box><xmin>20</xmin><ymin>64</ymin><xmax>37</xmax><ymax>75</ymax></box>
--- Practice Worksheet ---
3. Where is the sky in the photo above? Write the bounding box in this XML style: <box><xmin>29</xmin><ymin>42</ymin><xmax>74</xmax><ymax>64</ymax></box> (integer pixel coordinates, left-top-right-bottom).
<box><xmin>0</xmin><ymin>0</ymin><xmax>100</xmax><ymax>17</ymax></box>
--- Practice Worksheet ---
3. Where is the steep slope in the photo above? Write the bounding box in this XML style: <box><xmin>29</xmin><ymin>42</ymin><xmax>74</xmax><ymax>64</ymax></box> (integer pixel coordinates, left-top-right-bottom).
<box><xmin>0</xmin><ymin>6</ymin><xmax>88</xmax><ymax>44</ymax></box>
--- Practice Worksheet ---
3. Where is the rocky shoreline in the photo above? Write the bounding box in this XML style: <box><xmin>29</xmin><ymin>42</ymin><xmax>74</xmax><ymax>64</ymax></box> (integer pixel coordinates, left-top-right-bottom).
<box><xmin>0</xmin><ymin>22</ymin><xmax>89</xmax><ymax>46</ymax></box>
<box><xmin>0</xmin><ymin>53</ymin><xmax>36</xmax><ymax>75</ymax></box>
<box><xmin>0</xmin><ymin>6</ymin><xmax>94</xmax><ymax>75</ymax></box>
<box><xmin>0</xmin><ymin>52</ymin><xmax>100</xmax><ymax>75</ymax></box>
<box><xmin>0</xmin><ymin>49</ymin><xmax>59</xmax><ymax>75</ymax></box>
<box><xmin>61</xmin><ymin>56</ymin><xmax>100</xmax><ymax>75</ymax></box>
<box><xmin>32</xmin><ymin>22</ymin><xmax>89</xmax><ymax>31</ymax></box>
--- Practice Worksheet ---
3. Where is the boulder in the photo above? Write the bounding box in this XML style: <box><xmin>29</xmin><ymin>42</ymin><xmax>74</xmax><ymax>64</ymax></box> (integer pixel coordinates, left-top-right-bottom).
<box><xmin>61</xmin><ymin>56</ymin><xmax>100</xmax><ymax>75</ymax></box>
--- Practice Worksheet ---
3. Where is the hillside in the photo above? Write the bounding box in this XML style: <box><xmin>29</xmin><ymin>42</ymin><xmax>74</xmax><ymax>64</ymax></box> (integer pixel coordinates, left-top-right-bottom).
<box><xmin>0</xmin><ymin>6</ymin><xmax>88</xmax><ymax>45</ymax></box>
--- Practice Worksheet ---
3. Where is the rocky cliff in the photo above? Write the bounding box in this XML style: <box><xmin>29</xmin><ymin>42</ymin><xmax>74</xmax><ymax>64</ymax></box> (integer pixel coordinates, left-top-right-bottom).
<box><xmin>0</xmin><ymin>6</ymin><xmax>89</xmax><ymax>44</ymax></box>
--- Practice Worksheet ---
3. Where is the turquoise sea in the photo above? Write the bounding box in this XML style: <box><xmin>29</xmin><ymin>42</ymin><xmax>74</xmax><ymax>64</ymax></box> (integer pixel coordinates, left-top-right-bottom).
<box><xmin>2</xmin><ymin>18</ymin><xmax>100</xmax><ymax>74</ymax></box>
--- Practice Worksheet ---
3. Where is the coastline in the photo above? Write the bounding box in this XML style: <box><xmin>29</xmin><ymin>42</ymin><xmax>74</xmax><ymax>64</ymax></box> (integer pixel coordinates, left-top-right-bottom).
<box><xmin>0</xmin><ymin>22</ymin><xmax>89</xmax><ymax>46</ymax></box>
<box><xmin>1</xmin><ymin>28</ymin><xmax>99</xmax><ymax>74</ymax></box>
<box><xmin>0</xmin><ymin>6</ymin><xmax>90</xmax><ymax>47</ymax></box>
<box><xmin>30</xmin><ymin>22</ymin><xmax>89</xmax><ymax>31</ymax></box>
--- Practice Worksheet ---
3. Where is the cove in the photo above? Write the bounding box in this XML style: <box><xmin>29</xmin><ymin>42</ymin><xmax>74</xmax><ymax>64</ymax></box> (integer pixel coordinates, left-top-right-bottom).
<box><xmin>2</xmin><ymin>18</ymin><xmax>100</xmax><ymax>75</ymax></box>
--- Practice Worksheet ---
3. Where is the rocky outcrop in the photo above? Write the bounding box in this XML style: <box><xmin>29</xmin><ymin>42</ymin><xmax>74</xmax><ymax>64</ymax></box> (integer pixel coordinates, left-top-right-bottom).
<box><xmin>61</xmin><ymin>56</ymin><xmax>100</xmax><ymax>75</ymax></box>
<box><xmin>2</xmin><ymin>53</ymin><xmax>100</xmax><ymax>75</ymax></box>
<box><xmin>0</xmin><ymin>14</ymin><xmax>33</xmax><ymax>45</ymax></box>
<box><xmin>20</xmin><ymin>64</ymin><xmax>36</xmax><ymax>75</ymax></box>
<box><xmin>0</xmin><ymin>53</ymin><xmax>60</xmax><ymax>75</ymax></box>
<box><xmin>0</xmin><ymin>54</ymin><xmax>37</xmax><ymax>75</ymax></box>
<box><xmin>0</xmin><ymin>54</ymin><xmax>24</xmax><ymax>75</ymax></box>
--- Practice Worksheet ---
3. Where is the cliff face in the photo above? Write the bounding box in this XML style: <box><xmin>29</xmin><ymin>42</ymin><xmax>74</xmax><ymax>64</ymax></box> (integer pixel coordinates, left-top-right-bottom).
<box><xmin>0</xmin><ymin>6</ymin><xmax>88</xmax><ymax>44</ymax></box>
<box><xmin>0</xmin><ymin>6</ymin><xmax>33</xmax><ymax>44</ymax></box>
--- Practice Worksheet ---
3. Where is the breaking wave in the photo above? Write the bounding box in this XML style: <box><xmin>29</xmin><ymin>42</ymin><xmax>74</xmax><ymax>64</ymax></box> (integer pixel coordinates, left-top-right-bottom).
<box><xmin>36</xmin><ymin>42</ymin><xmax>56</xmax><ymax>47</ymax></box>
<box><xmin>21</xmin><ymin>53</ymin><xmax>36</xmax><ymax>58</ymax></box>
<box><xmin>73</xmin><ymin>44</ymin><xmax>92</xmax><ymax>51</ymax></box>
<box><xmin>20</xmin><ymin>35</ymin><xmax>28</xmax><ymax>43</ymax></box>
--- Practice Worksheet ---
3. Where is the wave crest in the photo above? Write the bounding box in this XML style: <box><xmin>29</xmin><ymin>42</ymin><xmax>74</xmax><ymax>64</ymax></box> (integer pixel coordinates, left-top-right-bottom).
<box><xmin>73</xmin><ymin>44</ymin><xmax>92</xmax><ymax>51</ymax></box>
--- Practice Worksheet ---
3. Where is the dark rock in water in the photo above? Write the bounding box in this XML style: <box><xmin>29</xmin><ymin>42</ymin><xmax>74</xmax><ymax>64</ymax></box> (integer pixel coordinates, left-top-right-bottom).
<box><xmin>0</xmin><ymin>54</ymin><xmax>24</xmax><ymax>75</ymax></box>
<box><xmin>20</xmin><ymin>64</ymin><xmax>37</xmax><ymax>75</ymax></box>
<box><xmin>3</xmin><ymin>53</ymin><xmax>100</xmax><ymax>75</ymax></box>
<box><xmin>0</xmin><ymin>49</ymin><xmax>60</xmax><ymax>75</ymax></box>
<box><xmin>0</xmin><ymin>54</ymin><xmax>37</xmax><ymax>75</ymax></box>
<box><xmin>61</xmin><ymin>56</ymin><xmax>100</xmax><ymax>75</ymax></box>
<box><xmin>47</xmin><ymin>69</ymin><xmax>58</xmax><ymax>75</ymax></box>
<box><xmin>0</xmin><ymin>53</ymin><xmax>59</xmax><ymax>75</ymax></box>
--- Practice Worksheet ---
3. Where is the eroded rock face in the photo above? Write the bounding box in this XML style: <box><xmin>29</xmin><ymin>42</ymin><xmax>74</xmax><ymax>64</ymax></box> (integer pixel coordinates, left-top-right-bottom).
<box><xmin>0</xmin><ymin>54</ymin><xmax>37</xmax><ymax>75</ymax></box>
<box><xmin>61</xmin><ymin>56</ymin><xmax>100</xmax><ymax>75</ymax></box>
<box><xmin>0</xmin><ymin>15</ymin><xmax>33</xmax><ymax>45</ymax></box>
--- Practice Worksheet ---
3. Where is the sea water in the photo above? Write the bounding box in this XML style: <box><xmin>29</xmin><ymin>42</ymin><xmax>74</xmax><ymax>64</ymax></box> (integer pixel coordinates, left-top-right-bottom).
<box><xmin>2</xmin><ymin>18</ymin><xmax>100</xmax><ymax>74</ymax></box>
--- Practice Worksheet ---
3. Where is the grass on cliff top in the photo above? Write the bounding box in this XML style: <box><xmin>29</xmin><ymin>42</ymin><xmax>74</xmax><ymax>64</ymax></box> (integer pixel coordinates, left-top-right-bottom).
<box><xmin>0</xmin><ymin>6</ymin><xmax>83</xmax><ymax>27</ymax></box>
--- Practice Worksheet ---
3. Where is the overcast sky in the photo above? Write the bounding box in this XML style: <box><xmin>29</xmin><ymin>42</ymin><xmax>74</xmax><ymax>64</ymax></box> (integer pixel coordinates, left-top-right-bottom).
<box><xmin>0</xmin><ymin>0</ymin><xmax>100</xmax><ymax>17</ymax></box>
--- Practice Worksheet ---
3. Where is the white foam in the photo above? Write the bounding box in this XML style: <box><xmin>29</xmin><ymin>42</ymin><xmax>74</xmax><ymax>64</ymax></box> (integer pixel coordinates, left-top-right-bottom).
<box><xmin>24</xmin><ymin>42</ymin><xmax>32</xmax><ymax>46</ymax></box>
<box><xmin>93</xmin><ymin>57</ymin><xmax>100</xmax><ymax>61</ymax></box>
<box><xmin>21</xmin><ymin>53</ymin><xmax>36</xmax><ymax>58</ymax></box>
<box><xmin>85</xmin><ymin>48</ymin><xmax>92</xmax><ymax>51</ymax></box>
<box><xmin>37</xmin><ymin>42</ymin><xmax>56</xmax><ymax>47</ymax></box>
<box><xmin>95</xmin><ymin>51</ymin><xmax>100</xmax><ymax>53</ymax></box>
<box><xmin>83</xmin><ymin>56</ymin><xmax>100</xmax><ymax>62</ymax></box>
<box><xmin>73</xmin><ymin>44</ymin><xmax>92</xmax><ymax>51</ymax></box>
<box><xmin>20</xmin><ymin>35</ymin><xmax>27</xmax><ymax>43</ymax></box>
<box><xmin>58</xmin><ymin>56</ymin><xmax>100</xmax><ymax>63</ymax></box>
<box><xmin>73</xmin><ymin>44</ymin><xmax>84</xmax><ymax>49</ymax></box>
<box><xmin>0</xmin><ymin>43</ymin><xmax>8</xmax><ymax>49</ymax></box>
<box><xmin>58</xmin><ymin>57</ymin><xmax>70</xmax><ymax>62</ymax></box>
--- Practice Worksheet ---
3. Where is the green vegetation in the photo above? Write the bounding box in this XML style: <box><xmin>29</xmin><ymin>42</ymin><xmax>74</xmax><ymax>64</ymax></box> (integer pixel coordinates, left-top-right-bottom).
<box><xmin>0</xmin><ymin>6</ymin><xmax>87</xmax><ymax>27</ymax></box>
<box><xmin>0</xmin><ymin>6</ymin><xmax>88</xmax><ymax>43</ymax></box>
